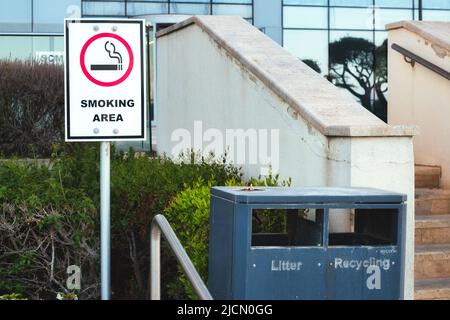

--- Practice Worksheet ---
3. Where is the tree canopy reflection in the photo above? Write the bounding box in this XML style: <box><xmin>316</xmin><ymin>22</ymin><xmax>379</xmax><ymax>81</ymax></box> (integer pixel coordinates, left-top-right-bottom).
<box><xmin>329</xmin><ymin>37</ymin><xmax>388</xmax><ymax>121</ymax></box>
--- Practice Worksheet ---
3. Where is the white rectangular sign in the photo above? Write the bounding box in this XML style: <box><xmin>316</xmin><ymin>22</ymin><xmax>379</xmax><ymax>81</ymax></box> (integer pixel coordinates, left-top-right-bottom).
<box><xmin>65</xmin><ymin>19</ymin><xmax>146</xmax><ymax>141</ymax></box>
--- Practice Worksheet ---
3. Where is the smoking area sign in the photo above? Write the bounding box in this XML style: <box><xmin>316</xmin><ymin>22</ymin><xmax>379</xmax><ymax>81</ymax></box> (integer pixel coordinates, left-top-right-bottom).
<box><xmin>65</xmin><ymin>19</ymin><xmax>146</xmax><ymax>141</ymax></box>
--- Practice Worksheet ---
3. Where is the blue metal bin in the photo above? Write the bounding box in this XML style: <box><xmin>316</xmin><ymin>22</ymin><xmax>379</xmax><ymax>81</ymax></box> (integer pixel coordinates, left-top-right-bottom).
<box><xmin>208</xmin><ymin>187</ymin><xmax>406</xmax><ymax>300</ymax></box>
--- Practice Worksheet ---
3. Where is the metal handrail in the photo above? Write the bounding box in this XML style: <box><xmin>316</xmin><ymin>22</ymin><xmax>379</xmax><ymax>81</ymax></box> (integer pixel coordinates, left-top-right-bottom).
<box><xmin>150</xmin><ymin>214</ymin><xmax>213</xmax><ymax>300</ymax></box>
<box><xmin>391</xmin><ymin>43</ymin><xmax>450</xmax><ymax>81</ymax></box>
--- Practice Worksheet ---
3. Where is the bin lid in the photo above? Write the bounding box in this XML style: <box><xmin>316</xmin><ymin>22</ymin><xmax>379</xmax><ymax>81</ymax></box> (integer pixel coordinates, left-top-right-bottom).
<box><xmin>210</xmin><ymin>186</ymin><xmax>407</xmax><ymax>204</ymax></box>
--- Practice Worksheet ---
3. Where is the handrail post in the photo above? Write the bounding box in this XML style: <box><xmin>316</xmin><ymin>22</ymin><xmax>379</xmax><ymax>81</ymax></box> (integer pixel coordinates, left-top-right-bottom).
<box><xmin>150</xmin><ymin>221</ymin><xmax>161</xmax><ymax>300</ymax></box>
<box><xmin>150</xmin><ymin>214</ymin><xmax>213</xmax><ymax>300</ymax></box>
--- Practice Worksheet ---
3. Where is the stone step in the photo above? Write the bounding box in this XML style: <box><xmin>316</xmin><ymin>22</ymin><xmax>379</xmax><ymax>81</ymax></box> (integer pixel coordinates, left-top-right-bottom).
<box><xmin>415</xmin><ymin>277</ymin><xmax>450</xmax><ymax>300</ymax></box>
<box><xmin>415</xmin><ymin>165</ymin><xmax>441</xmax><ymax>188</ymax></box>
<box><xmin>415</xmin><ymin>215</ymin><xmax>450</xmax><ymax>245</ymax></box>
<box><xmin>415</xmin><ymin>165</ymin><xmax>441</xmax><ymax>176</ymax></box>
<box><xmin>415</xmin><ymin>244</ymin><xmax>450</xmax><ymax>280</ymax></box>
<box><xmin>415</xmin><ymin>188</ymin><xmax>450</xmax><ymax>215</ymax></box>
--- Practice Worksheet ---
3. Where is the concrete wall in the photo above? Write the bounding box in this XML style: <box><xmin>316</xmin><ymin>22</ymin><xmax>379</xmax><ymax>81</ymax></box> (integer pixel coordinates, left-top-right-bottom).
<box><xmin>388</xmin><ymin>27</ymin><xmax>450</xmax><ymax>187</ymax></box>
<box><xmin>157</xmin><ymin>25</ymin><xmax>329</xmax><ymax>186</ymax></box>
<box><xmin>328</xmin><ymin>136</ymin><xmax>415</xmax><ymax>291</ymax></box>
<box><xmin>157</xmin><ymin>18</ymin><xmax>415</xmax><ymax>299</ymax></box>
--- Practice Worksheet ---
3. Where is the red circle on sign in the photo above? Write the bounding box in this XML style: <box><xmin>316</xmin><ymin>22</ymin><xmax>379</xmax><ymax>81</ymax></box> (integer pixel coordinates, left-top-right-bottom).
<box><xmin>80</xmin><ymin>32</ymin><xmax>134</xmax><ymax>87</ymax></box>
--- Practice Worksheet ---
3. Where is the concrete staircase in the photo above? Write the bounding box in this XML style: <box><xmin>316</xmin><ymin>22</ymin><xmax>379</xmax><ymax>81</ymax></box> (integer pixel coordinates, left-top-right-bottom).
<box><xmin>414</xmin><ymin>165</ymin><xmax>450</xmax><ymax>299</ymax></box>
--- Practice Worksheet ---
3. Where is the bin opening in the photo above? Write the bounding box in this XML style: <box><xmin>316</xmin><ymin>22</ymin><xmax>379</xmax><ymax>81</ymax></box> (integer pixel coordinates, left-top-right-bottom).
<box><xmin>328</xmin><ymin>209</ymin><xmax>397</xmax><ymax>246</ymax></box>
<box><xmin>251</xmin><ymin>209</ymin><xmax>323</xmax><ymax>247</ymax></box>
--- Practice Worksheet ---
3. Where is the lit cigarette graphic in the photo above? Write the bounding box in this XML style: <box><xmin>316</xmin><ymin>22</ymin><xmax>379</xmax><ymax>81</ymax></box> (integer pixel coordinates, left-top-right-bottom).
<box><xmin>91</xmin><ymin>64</ymin><xmax>122</xmax><ymax>71</ymax></box>
<box><xmin>91</xmin><ymin>41</ymin><xmax>123</xmax><ymax>71</ymax></box>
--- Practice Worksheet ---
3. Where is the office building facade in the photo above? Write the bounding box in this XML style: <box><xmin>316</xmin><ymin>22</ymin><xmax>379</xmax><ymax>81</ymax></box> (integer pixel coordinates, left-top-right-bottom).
<box><xmin>1</xmin><ymin>0</ymin><xmax>449</xmax><ymax>121</ymax></box>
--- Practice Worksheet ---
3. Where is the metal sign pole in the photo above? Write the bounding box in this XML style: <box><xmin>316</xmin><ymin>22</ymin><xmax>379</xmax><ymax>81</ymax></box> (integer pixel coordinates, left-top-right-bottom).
<box><xmin>100</xmin><ymin>141</ymin><xmax>111</xmax><ymax>300</ymax></box>
<box><xmin>65</xmin><ymin>20</ymin><xmax>146</xmax><ymax>299</ymax></box>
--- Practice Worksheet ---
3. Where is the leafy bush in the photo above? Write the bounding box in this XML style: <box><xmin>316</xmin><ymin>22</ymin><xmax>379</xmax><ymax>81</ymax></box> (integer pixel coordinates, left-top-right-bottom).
<box><xmin>0</xmin><ymin>293</ymin><xmax>27</xmax><ymax>300</ymax></box>
<box><xmin>164</xmin><ymin>174</ymin><xmax>290</xmax><ymax>299</ymax></box>
<box><xmin>0</xmin><ymin>59</ymin><xmax>64</xmax><ymax>158</ymax></box>
<box><xmin>0</xmin><ymin>143</ymin><xmax>292</xmax><ymax>299</ymax></box>
<box><xmin>0</xmin><ymin>159</ymin><xmax>99</xmax><ymax>299</ymax></box>
<box><xmin>163</xmin><ymin>182</ymin><xmax>211</xmax><ymax>299</ymax></box>
<box><xmin>0</xmin><ymin>144</ymin><xmax>243</xmax><ymax>299</ymax></box>
<box><xmin>106</xmin><ymin>149</ymin><xmax>242</xmax><ymax>299</ymax></box>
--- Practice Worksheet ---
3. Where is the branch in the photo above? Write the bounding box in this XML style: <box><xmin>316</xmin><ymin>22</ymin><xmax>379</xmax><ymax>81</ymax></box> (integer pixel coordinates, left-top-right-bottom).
<box><xmin>344</xmin><ymin>65</ymin><xmax>369</xmax><ymax>90</ymax></box>
<box><xmin>375</xmin><ymin>84</ymin><xmax>387</xmax><ymax>107</ymax></box>
<box><xmin>50</xmin><ymin>234</ymin><xmax>55</xmax><ymax>281</ymax></box>
<box><xmin>128</xmin><ymin>230</ymin><xmax>145</xmax><ymax>294</ymax></box>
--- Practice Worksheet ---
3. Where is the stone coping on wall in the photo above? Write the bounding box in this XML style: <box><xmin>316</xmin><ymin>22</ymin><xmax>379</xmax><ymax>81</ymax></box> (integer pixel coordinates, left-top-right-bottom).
<box><xmin>157</xmin><ymin>16</ymin><xmax>416</xmax><ymax>138</ymax></box>
<box><xmin>386</xmin><ymin>21</ymin><xmax>450</xmax><ymax>54</ymax></box>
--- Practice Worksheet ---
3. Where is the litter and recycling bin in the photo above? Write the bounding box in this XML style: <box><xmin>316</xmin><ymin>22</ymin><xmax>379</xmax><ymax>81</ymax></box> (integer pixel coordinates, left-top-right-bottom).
<box><xmin>208</xmin><ymin>187</ymin><xmax>406</xmax><ymax>300</ymax></box>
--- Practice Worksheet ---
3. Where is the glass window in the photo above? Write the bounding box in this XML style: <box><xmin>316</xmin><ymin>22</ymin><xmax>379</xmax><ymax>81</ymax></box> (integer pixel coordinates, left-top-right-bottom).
<box><xmin>330</xmin><ymin>7</ymin><xmax>374</xmax><ymax>30</ymax></box>
<box><xmin>281</xmin><ymin>0</ymin><xmax>399</xmax><ymax>122</ymax></box>
<box><xmin>212</xmin><ymin>4</ymin><xmax>252</xmax><ymax>19</ymax></box>
<box><xmin>330</xmin><ymin>30</ymin><xmax>374</xmax><ymax>45</ymax></box>
<box><xmin>283</xmin><ymin>0</ymin><xmax>328</xmax><ymax>5</ymax></box>
<box><xmin>330</xmin><ymin>0</ymin><xmax>373</xmax><ymax>7</ymax></box>
<box><xmin>0</xmin><ymin>35</ymin><xmax>64</xmax><ymax>61</ymax></box>
<box><xmin>375</xmin><ymin>0</ymin><xmax>413</xmax><ymax>8</ymax></box>
<box><xmin>82</xmin><ymin>1</ymin><xmax>125</xmax><ymax>16</ymax></box>
<box><xmin>212</xmin><ymin>0</ymin><xmax>252</xmax><ymax>3</ymax></box>
<box><xmin>175</xmin><ymin>0</ymin><xmax>209</xmax><ymax>2</ymax></box>
<box><xmin>423</xmin><ymin>0</ymin><xmax>450</xmax><ymax>9</ymax></box>
<box><xmin>126</xmin><ymin>2</ymin><xmax>168</xmax><ymax>16</ymax></box>
<box><xmin>283</xmin><ymin>6</ymin><xmax>328</xmax><ymax>29</ymax></box>
<box><xmin>33</xmin><ymin>36</ymin><xmax>65</xmax><ymax>64</ymax></box>
<box><xmin>170</xmin><ymin>3</ymin><xmax>210</xmax><ymax>15</ymax></box>
<box><xmin>374</xmin><ymin>8</ymin><xmax>413</xmax><ymax>30</ymax></box>
<box><xmin>0</xmin><ymin>36</ymin><xmax>32</xmax><ymax>60</ymax></box>
<box><xmin>33</xmin><ymin>0</ymin><xmax>81</xmax><ymax>33</ymax></box>
<box><xmin>283</xmin><ymin>30</ymin><xmax>328</xmax><ymax>75</ymax></box>
<box><xmin>329</xmin><ymin>31</ymin><xmax>375</xmax><ymax>108</ymax></box>
<box><xmin>374</xmin><ymin>31</ymin><xmax>388</xmax><ymax>121</ymax></box>
<box><xmin>375</xmin><ymin>31</ymin><xmax>388</xmax><ymax>46</ymax></box>
<box><xmin>0</xmin><ymin>0</ymin><xmax>32</xmax><ymax>32</ymax></box>
<box><xmin>423</xmin><ymin>9</ymin><xmax>450</xmax><ymax>20</ymax></box>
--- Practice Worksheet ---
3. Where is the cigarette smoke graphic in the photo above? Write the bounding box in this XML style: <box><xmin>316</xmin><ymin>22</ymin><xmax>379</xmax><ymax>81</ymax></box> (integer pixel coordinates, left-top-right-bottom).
<box><xmin>104</xmin><ymin>41</ymin><xmax>122</xmax><ymax>70</ymax></box>
<box><xmin>90</xmin><ymin>41</ymin><xmax>124</xmax><ymax>71</ymax></box>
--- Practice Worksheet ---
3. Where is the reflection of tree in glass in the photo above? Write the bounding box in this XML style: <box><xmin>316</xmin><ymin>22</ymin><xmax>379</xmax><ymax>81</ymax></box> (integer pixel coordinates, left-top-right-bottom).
<box><xmin>329</xmin><ymin>37</ymin><xmax>387</xmax><ymax>121</ymax></box>
<box><xmin>302</xmin><ymin>59</ymin><xmax>322</xmax><ymax>74</ymax></box>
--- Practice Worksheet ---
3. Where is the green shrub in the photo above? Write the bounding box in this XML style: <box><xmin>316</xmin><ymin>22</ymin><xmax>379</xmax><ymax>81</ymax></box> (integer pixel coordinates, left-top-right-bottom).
<box><xmin>56</xmin><ymin>292</ymin><xmax>78</xmax><ymax>300</ymax></box>
<box><xmin>103</xmin><ymin>147</ymin><xmax>241</xmax><ymax>298</ymax></box>
<box><xmin>0</xmin><ymin>159</ymin><xmax>99</xmax><ymax>299</ymax></box>
<box><xmin>1</xmin><ymin>143</ymin><xmax>292</xmax><ymax>300</ymax></box>
<box><xmin>163</xmin><ymin>181</ymin><xmax>211</xmax><ymax>299</ymax></box>
<box><xmin>0</xmin><ymin>293</ymin><xmax>27</xmax><ymax>300</ymax></box>
<box><xmin>164</xmin><ymin>174</ymin><xmax>290</xmax><ymax>299</ymax></box>
<box><xmin>1</xmin><ymin>144</ymin><xmax>243</xmax><ymax>299</ymax></box>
